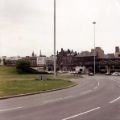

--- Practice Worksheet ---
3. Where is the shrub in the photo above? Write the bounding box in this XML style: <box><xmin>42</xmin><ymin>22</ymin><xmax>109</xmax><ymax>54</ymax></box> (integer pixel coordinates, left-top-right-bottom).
<box><xmin>16</xmin><ymin>60</ymin><xmax>31</xmax><ymax>74</ymax></box>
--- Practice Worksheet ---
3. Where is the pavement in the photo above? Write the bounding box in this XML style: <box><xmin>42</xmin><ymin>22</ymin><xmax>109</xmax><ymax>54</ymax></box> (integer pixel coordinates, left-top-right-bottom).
<box><xmin>0</xmin><ymin>75</ymin><xmax>120</xmax><ymax>120</ymax></box>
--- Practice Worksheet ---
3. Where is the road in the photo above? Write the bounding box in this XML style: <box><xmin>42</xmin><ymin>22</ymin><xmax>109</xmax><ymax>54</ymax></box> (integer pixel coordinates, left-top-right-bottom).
<box><xmin>0</xmin><ymin>75</ymin><xmax>120</xmax><ymax>120</ymax></box>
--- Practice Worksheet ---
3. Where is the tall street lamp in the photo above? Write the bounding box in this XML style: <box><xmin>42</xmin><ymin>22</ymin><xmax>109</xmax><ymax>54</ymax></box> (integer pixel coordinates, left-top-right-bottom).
<box><xmin>93</xmin><ymin>21</ymin><xmax>96</xmax><ymax>75</ymax></box>
<box><xmin>54</xmin><ymin>0</ymin><xmax>56</xmax><ymax>78</ymax></box>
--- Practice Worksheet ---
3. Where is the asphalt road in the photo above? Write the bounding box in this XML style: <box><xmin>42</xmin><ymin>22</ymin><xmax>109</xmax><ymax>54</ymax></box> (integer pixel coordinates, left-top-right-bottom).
<box><xmin>0</xmin><ymin>75</ymin><xmax>120</xmax><ymax>120</ymax></box>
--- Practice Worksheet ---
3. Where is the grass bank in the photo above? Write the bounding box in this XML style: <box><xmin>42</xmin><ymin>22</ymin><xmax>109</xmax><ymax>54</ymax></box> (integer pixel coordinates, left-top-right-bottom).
<box><xmin>0</xmin><ymin>66</ymin><xmax>74</xmax><ymax>97</ymax></box>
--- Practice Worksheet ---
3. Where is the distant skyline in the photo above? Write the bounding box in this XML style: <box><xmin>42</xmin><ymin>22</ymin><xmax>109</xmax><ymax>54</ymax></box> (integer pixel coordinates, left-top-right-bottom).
<box><xmin>0</xmin><ymin>0</ymin><xmax>120</xmax><ymax>57</ymax></box>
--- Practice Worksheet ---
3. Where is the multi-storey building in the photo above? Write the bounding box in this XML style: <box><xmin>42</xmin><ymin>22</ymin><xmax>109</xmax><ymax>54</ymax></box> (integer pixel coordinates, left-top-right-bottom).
<box><xmin>57</xmin><ymin>47</ymin><xmax>120</xmax><ymax>73</ymax></box>
<box><xmin>115</xmin><ymin>46</ymin><xmax>120</xmax><ymax>58</ymax></box>
<box><xmin>91</xmin><ymin>47</ymin><xmax>104</xmax><ymax>58</ymax></box>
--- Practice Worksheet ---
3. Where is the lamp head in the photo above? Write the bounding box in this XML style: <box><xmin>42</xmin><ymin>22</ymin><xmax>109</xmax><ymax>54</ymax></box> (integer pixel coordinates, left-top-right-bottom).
<box><xmin>93</xmin><ymin>21</ymin><xmax>96</xmax><ymax>24</ymax></box>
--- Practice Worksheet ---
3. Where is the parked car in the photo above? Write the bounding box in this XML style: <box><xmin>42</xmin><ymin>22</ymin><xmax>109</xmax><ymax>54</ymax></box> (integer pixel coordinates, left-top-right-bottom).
<box><xmin>47</xmin><ymin>71</ymin><xmax>54</xmax><ymax>74</ymax></box>
<box><xmin>105</xmin><ymin>72</ymin><xmax>111</xmax><ymax>75</ymax></box>
<box><xmin>69</xmin><ymin>71</ymin><xmax>76</xmax><ymax>74</ymax></box>
<box><xmin>88</xmin><ymin>72</ymin><xmax>94</xmax><ymax>76</ymax></box>
<box><xmin>112</xmin><ymin>72</ymin><xmax>120</xmax><ymax>76</ymax></box>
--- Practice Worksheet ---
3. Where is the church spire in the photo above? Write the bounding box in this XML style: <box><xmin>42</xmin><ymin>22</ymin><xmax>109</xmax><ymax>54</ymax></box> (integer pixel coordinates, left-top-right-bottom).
<box><xmin>39</xmin><ymin>50</ymin><xmax>42</xmax><ymax>57</ymax></box>
<box><xmin>32</xmin><ymin>51</ymin><xmax>35</xmax><ymax>57</ymax></box>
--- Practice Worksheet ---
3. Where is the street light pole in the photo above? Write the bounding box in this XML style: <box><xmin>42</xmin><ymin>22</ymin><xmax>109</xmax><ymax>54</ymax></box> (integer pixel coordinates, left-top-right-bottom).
<box><xmin>93</xmin><ymin>21</ymin><xmax>96</xmax><ymax>75</ymax></box>
<box><xmin>54</xmin><ymin>0</ymin><xmax>56</xmax><ymax>78</ymax></box>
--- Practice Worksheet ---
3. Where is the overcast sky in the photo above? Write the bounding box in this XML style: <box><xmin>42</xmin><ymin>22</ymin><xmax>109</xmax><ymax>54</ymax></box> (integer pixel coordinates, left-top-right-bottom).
<box><xmin>0</xmin><ymin>0</ymin><xmax>120</xmax><ymax>57</ymax></box>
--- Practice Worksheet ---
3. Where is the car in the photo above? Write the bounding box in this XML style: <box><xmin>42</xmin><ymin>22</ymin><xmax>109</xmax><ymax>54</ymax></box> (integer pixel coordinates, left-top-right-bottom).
<box><xmin>112</xmin><ymin>72</ymin><xmax>120</xmax><ymax>76</ymax></box>
<box><xmin>47</xmin><ymin>71</ymin><xmax>54</xmax><ymax>74</ymax></box>
<box><xmin>69</xmin><ymin>71</ymin><xmax>76</xmax><ymax>74</ymax></box>
<box><xmin>105</xmin><ymin>72</ymin><xmax>111</xmax><ymax>75</ymax></box>
<box><xmin>88</xmin><ymin>72</ymin><xmax>94</xmax><ymax>76</ymax></box>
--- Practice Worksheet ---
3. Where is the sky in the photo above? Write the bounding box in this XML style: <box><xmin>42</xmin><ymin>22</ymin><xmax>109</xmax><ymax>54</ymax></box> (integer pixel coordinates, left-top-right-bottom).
<box><xmin>0</xmin><ymin>0</ymin><xmax>120</xmax><ymax>57</ymax></box>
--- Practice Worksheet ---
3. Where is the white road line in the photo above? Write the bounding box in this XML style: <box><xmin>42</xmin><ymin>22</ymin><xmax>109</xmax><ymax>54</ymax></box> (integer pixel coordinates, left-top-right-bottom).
<box><xmin>81</xmin><ymin>90</ymin><xmax>92</xmax><ymax>95</ymax></box>
<box><xmin>44</xmin><ymin>98</ymin><xmax>61</xmax><ymax>103</ymax></box>
<box><xmin>44</xmin><ymin>89</ymin><xmax>95</xmax><ymax>105</ymax></box>
<box><xmin>61</xmin><ymin>107</ymin><xmax>101</xmax><ymax>120</ymax></box>
<box><xmin>0</xmin><ymin>107</ymin><xmax>23</xmax><ymax>112</ymax></box>
<box><xmin>93</xmin><ymin>81</ymin><xmax>99</xmax><ymax>90</ymax></box>
<box><xmin>44</xmin><ymin>81</ymin><xmax>100</xmax><ymax>105</ymax></box>
<box><xmin>109</xmin><ymin>96</ymin><xmax>120</xmax><ymax>103</ymax></box>
<box><xmin>44</xmin><ymin>96</ymin><xmax>73</xmax><ymax>104</ymax></box>
<box><xmin>64</xmin><ymin>96</ymin><xmax>73</xmax><ymax>99</ymax></box>
<box><xmin>97</xmin><ymin>81</ymin><xmax>100</xmax><ymax>87</ymax></box>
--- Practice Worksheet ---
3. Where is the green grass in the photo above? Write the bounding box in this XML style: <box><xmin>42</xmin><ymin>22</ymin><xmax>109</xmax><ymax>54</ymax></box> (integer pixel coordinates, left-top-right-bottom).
<box><xmin>0</xmin><ymin>66</ymin><xmax>17</xmax><ymax>75</ymax></box>
<box><xmin>0</xmin><ymin>79</ymin><xmax>72</xmax><ymax>97</ymax></box>
<box><xmin>0</xmin><ymin>66</ymin><xmax>74</xmax><ymax>97</ymax></box>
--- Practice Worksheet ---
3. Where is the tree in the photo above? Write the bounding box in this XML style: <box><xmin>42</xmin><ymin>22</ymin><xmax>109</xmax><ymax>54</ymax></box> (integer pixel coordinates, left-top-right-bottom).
<box><xmin>16</xmin><ymin>60</ymin><xmax>31</xmax><ymax>73</ymax></box>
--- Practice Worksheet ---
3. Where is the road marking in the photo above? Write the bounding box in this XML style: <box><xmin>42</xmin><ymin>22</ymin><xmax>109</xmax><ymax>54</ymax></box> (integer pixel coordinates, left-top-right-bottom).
<box><xmin>44</xmin><ymin>98</ymin><xmax>61</xmax><ymax>103</ymax></box>
<box><xmin>61</xmin><ymin>107</ymin><xmax>101</xmax><ymax>120</ymax></box>
<box><xmin>81</xmin><ymin>90</ymin><xmax>92</xmax><ymax>95</ymax></box>
<box><xmin>44</xmin><ymin>89</ymin><xmax>96</xmax><ymax>104</ymax></box>
<box><xmin>0</xmin><ymin>107</ymin><xmax>23</xmax><ymax>112</ymax></box>
<box><xmin>109</xmin><ymin>96</ymin><xmax>120</xmax><ymax>103</ymax></box>
<box><xmin>93</xmin><ymin>81</ymin><xmax>99</xmax><ymax>90</ymax></box>
<box><xmin>64</xmin><ymin>96</ymin><xmax>73</xmax><ymax>99</ymax></box>
<box><xmin>97</xmin><ymin>81</ymin><xmax>100</xmax><ymax>87</ymax></box>
<box><xmin>43</xmin><ymin>81</ymin><xmax>100</xmax><ymax>105</ymax></box>
<box><xmin>44</xmin><ymin>96</ymin><xmax>73</xmax><ymax>104</ymax></box>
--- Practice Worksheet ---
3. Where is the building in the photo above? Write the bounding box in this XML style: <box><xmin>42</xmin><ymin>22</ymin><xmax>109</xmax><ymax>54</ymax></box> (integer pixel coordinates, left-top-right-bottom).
<box><xmin>22</xmin><ymin>51</ymin><xmax>47</xmax><ymax>67</ymax></box>
<box><xmin>57</xmin><ymin>47</ymin><xmax>104</xmax><ymax>72</ymax></box>
<box><xmin>37</xmin><ymin>56</ymin><xmax>46</xmax><ymax>67</ymax></box>
<box><xmin>115</xmin><ymin>46</ymin><xmax>120</xmax><ymax>58</ymax></box>
<box><xmin>57</xmin><ymin>47</ymin><xmax>120</xmax><ymax>73</ymax></box>
<box><xmin>57</xmin><ymin>48</ymin><xmax>77</xmax><ymax>71</ymax></box>
<box><xmin>22</xmin><ymin>56</ymin><xmax>37</xmax><ymax>67</ymax></box>
<box><xmin>105</xmin><ymin>53</ymin><xmax>115</xmax><ymax>58</ymax></box>
<box><xmin>1</xmin><ymin>56</ymin><xmax>21</xmax><ymax>66</ymax></box>
<box><xmin>115</xmin><ymin>46</ymin><xmax>119</xmax><ymax>53</ymax></box>
<box><xmin>46</xmin><ymin>55</ymin><xmax>54</xmax><ymax>71</ymax></box>
<box><xmin>91</xmin><ymin>47</ymin><xmax>104</xmax><ymax>58</ymax></box>
<box><xmin>0</xmin><ymin>57</ymin><xmax>3</xmax><ymax>65</ymax></box>
<box><xmin>79</xmin><ymin>51</ymin><xmax>92</xmax><ymax>57</ymax></box>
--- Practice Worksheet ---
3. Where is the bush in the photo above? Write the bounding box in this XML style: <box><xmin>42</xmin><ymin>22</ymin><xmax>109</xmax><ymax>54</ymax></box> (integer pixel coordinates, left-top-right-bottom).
<box><xmin>16</xmin><ymin>60</ymin><xmax>48</xmax><ymax>74</ymax></box>
<box><xmin>16</xmin><ymin>60</ymin><xmax>31</xmax><ymax>74</ymax></box>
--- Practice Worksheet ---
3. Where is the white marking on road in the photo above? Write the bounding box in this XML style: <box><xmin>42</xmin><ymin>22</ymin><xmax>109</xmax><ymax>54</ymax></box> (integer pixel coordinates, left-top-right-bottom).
<box><xmin>0</xmin><ymin>107</ymin><xmax>23</xmax><ymax>112</ymax></box>
<box><xmin>64</xmin><ymin>96</ymin><xmax>73</xmax><ymax>99</ymax></box>
<box><xmin>93</xmin><ymin>81</ymin><xmax>99</xmax><ymax>90</ymax></box>
<box><xmin>61</xmin><ymin>107</ymin><xmax>101</xmax><ymax>120</ymax></box>
<box><xmin>44</xmin><ymin>96</ymin><xmax>73</xmax><ymax>104</ymax></box>
<box><xmin>97</xmin><ymin>81</ymin><xmax>100</xmax><ymax>87</ymax></box>
<box><xmin>43</xmin><ymin>81</ymin><xmax>101</xmax><ymax>105</ymax></box>
<box><xmin>81</xmin><ymin>90</ymin><xmax>92</xmax><ymax>95</ymax></box>
<box><xmin>44</xmin><ymin>89</ymin><xmax>96</xmax><ymax>104</ymax></box>
<box><xmin>109</xmin><ymin>96</ymin><xmax>120</xmax><ymax>103</ymax></box>
<box><xmin>44</xmin><ymin>98</ymin><xmax>61</xmax><ymax>103</ymax></box>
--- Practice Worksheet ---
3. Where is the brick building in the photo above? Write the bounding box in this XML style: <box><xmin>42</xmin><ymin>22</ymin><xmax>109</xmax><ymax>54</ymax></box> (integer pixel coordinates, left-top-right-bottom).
<box><xmin>57</xmin><ymin>47</ymin><xmax>120</xmax><ymax>73</ymax></box>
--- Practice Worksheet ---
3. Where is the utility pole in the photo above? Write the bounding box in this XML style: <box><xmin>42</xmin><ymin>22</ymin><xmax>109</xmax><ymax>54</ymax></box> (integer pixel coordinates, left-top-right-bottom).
<box><xmin>93</xmin><ymin>21</ymin><xmax>96</xmax><ymax>75</ymax></box>
<box><xmin>54</xmin><ymin>0</ymin><xmax>56</xmax><ymax>78</ymax></box>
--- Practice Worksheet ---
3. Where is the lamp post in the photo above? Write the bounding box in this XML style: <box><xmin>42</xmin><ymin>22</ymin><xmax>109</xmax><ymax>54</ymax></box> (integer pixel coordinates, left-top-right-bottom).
<box><xmin>54</xmin><ymin>0</ymin><xmax>56</xmax><ymax>78</ymax></box>
<box><xmin>93</xmin><ymin>21</ymin><xmax>96</xmax><ymax>75</ymax></box>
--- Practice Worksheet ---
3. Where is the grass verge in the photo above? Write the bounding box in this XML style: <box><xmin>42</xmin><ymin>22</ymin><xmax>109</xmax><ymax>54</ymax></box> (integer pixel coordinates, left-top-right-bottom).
<box><xmin>0</xmin><ymin>66</ymin><xmax>74</xmax><ymax>97</ymax></box>
<box><xmin>0</xmin><ymin>79</ymin><xmax>73</xmax><ymax>97</ymax></box>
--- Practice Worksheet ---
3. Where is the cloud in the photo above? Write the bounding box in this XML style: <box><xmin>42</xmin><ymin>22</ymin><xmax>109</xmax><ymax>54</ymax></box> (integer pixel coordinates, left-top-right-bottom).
<box><xmin>0</xmin><ymin>0</ymin><xmax>51</xmax><ymax>24</ymax></box>
<box><xmin>0</xmin><ymin>0</ymin><xmax>120</xmax><ymax>56</ymax></box>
